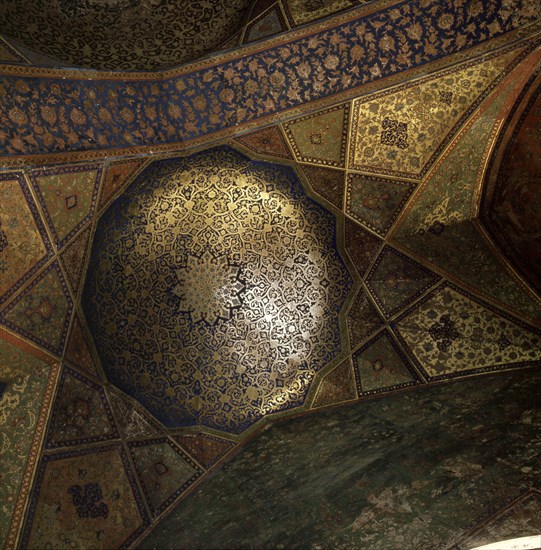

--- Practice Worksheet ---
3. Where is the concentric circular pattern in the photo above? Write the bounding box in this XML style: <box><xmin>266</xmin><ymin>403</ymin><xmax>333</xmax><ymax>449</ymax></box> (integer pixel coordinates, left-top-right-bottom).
<box><xmin>0</xmin><ymin>0</ymin><xmax>250</xmax><ymax>71</ymax></box>
<box><xmin>83</xmin><ymin>147</ymin><xmax>352</xmax><ymax>434</ymax></box>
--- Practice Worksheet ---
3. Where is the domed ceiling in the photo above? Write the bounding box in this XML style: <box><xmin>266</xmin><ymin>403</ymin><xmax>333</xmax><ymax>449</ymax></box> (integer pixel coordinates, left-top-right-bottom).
<box><xmin>1</xmin><ymin>2</ymin><xmax>541</xmax><ymax>548</ymax></box>
<box><xmin>83</xmin><ymin>146</ymin><xmax>352</xmax><ymax>433</ymax></box>
<box><xmin>0</xmin><ymin>0</ymin><xmax>251</xmax><ymax>71</ymax></box>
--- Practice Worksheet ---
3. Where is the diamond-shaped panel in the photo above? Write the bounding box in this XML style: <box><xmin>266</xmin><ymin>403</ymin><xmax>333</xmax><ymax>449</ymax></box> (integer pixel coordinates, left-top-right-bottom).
<box><xmin>0</xmin><ymin>262</ymin><xmax>73</xmax><ymax>356</ymax></box>
<box><xmin>0</xmin><ymin>173</ymin><xmax>53</xmax><ymax>305</ymax></box>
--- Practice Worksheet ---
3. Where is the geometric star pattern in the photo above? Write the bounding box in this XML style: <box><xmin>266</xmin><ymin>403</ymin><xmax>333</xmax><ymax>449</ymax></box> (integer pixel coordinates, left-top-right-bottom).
<box><xmin>2</xmin><ymin>4</ymin><xmax>541</xmax><ymax>548</ymax></box>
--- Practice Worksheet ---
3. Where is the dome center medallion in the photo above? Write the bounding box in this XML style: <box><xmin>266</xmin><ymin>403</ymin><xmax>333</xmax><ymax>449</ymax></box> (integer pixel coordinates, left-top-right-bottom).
<box><xmin>172</xmin><ymin>250</ymin><xmax>245</xmax><ymax>326</ymax></box>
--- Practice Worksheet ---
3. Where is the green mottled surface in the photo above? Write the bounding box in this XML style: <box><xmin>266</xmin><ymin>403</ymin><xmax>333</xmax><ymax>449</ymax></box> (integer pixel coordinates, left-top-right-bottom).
<box><xmin>140</xmin><ymin>368</ymin><xmax>541</xmax><ymax>550</ymax></box>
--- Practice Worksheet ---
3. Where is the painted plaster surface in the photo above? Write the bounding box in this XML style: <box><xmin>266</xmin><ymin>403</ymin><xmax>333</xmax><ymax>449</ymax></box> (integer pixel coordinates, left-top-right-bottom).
<box><xmin>140</xmin><ymin>369</ymin><xmax>541</xmax><ymax>549</ymax></box>
<box><xmin>483</xmin><ymin>82</ymin><xmax>541</xmax><ymax>294</ymax></box>
<box><xmin>1</xmin><ymin>0</ymin><xmax>539</xmax><ymax>160</ymax></box>
<box><xmin>391</xmin><ymin>81</ymin><xmax>541</xmax><ymax>323</ymax></box>
<box><xmin>0</xmin><ymin>340</ymin><xmax>51</xmax><ymax>548</ymax></box>
<box><xmin>84</xmin><ymin>146</ymin><xmax>352</xmax><ymax>433</ymax></box>
<box><xmin>0</xmin><ymin>0</ymin><xmax>251</xmax><ymax>71</ymax></box>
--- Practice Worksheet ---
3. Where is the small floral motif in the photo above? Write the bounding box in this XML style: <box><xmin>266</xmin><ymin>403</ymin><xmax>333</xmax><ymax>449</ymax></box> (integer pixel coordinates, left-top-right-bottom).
<box><xmin>498</xmin><ymin>334</ymin><xmax>512</xmax><ymax>350</ymax></box>
<box><xmin>68</xmin><ymin>483</ymin><xmax>109</xmax><ymax>519</ymax></box>
<box><xmin>1</xmin><ymin>0</ymin><xmax>534</xmax><ymax>158</ymax></box>
<box><xmin>380</xmin><ymin>118</ymin><xmax>409</xmax><ymax>150</ymax></box>
<box><xmin>428</xmin><ymin>313</ymin><xmax>460</xmax><ymax>352</ymax></box>
<box><xmin>439</xmin><ymin>90</ymin><xmax>453</xmax><ymax>106</ymax></box>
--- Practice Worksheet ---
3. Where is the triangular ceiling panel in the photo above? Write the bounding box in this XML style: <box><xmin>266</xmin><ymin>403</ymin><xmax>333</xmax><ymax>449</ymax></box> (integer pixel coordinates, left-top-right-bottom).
<box><xmin>347</xmin><ymin>286</ymin><xmax>384</xmax><ymax>351</ymax></box>
<box><xmin>365</xmin><ymin>246</ymin><xmax>440</xmax><ymax>318</ymax></box>
<box><xmin>0</xmin><ymin>337</ymin><xmax>55</xmax><ymax>549</ymax></box>
<box><xmin>29</xmin><ymin>164</ymin><xmax>102</xmax><ymax>250</ymax></box>
<box><xmin>346</xmin><ymin>174</ymin><xmax>416</xmax><ymax>237</ymax></box>
<box><xmin>394</xmin><ymin>284</ymin><xmax>541</xmax><ymax>381</ymax></box>
<box><xmin>301</xmin><ymin>165</ymin><xmax>345</xmax><ymax>210</ymax></box>
<box><xmin>283</xmin><ymin>104</ymin><xmax>349</xmax><ymax>167</ymax></box>
<box><xmin>244</xmin><ymin>5</ymin><xmax>287</xmax><ymax>43</ymax></box>
<box><xmin>59</xmin><ymin>226</ymin><xmax>92</xmax><ymax>296</ymax></box>
<box><xmin>64</xmin><ymin>313</ymin><xmax>101</xmax><ymax>379</ymax></box>
<box><xmin>312</xmin><ymin>360</ymin><xmax>357</xmax><ymax>408</ymax></box>
<box><xmin>22</xmin><ymin>445</ymin><xmax>149</xmax><ymax>549</ymax></box>
<box><xmin>128</xmin><ymin>439</ymin><xmax>202</xmax><ymax>517</ymax></box>
<box><xmin>234</xmin><ymin>126</ymin><xmax>293</xmax><ymax>160</ymax></box>
<box><xmin>344</xmin><ymin>218</ymin><xmax>382</xmax><ymax>279</ymax></box>
<box><xmin>174</xmin><ymin>433</ymin><xmax>236</xmax><ymax>469</ymax></box>
<box><xmin>106</xmin><ymin>389</ymin><xmax>163</xmax><ymax>440</ymax></box>
<box><xmin>99</xmin><ymin>159</ymin><xmax>145</xmax><ymax>210</ymax></box>
<box><xmin>353</xmin><ymin>330</ymin><xmax>419</xmax><ymax>395</ymax></box>
<box><xmin>45</xmin><ymin>367</ymin><xmax>118</xmax><ymax>448</ymax></box>
<box><xmin>0</xmin><ymin>172</ymin><xmax>53</xmax><ymax>306</ymax></box>
<box><xmin>0</xmin><ymin>262</ymin><xmax>73</xmax><ymax>356</ymax></box>
<box><xmin>349</xmin><ymin>47</ymin><xmax>521</xmax><ymax>179</ymax></box>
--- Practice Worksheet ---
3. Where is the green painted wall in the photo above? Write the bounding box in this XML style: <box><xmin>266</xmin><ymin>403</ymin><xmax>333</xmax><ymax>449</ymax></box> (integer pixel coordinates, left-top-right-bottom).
<box><xmin>140</xmin><ymin>368</ymin><xmax>541</xmax><ymax>549</ymax></box>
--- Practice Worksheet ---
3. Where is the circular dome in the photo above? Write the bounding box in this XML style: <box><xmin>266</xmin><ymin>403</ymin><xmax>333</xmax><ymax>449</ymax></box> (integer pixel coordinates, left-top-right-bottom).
<box><xmin>83</xmin><ymin>146</ymin><xmax>352</xmax><ymax>434</ymax></box>
<box><xmin>0</xmin><ymin>0</ymin><xmax>251</xmax><ymax>71</ymax></box>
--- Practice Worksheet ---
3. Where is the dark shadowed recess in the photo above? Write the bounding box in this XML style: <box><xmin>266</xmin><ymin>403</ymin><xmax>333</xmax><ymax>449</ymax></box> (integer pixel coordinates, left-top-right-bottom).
<box><xmin>481</xmin><ymin>78</ymin><xmax>541</xmax><ymax>296</ymax></box>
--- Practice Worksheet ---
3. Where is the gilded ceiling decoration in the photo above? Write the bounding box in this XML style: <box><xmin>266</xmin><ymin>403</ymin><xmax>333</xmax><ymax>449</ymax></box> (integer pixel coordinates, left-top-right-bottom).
<box><xmin>20</xmin><ymin>445</ymin><xmax>150</xmax><ymax>549</ymax></box>
<box><xmin>1</xmin><ymin>1</ymin><xmax>541</xmax><ymax>548</ymax></box>
<box><xmin>1</xmin><ymin>0</ymin><xmax>540</xmax><ymax>163</ymax></box>
<box><xmin>0</xmin><ymin>0</ymin><xmax>251</xmax><ymax>70</ymax></box>
<box><xmin>83</xmin><ymin>146</ymin><xmax>352</xmax><ymax>434</ymax></box>
<box><xmin>0</xmin><ymin>340</ymin><xmax>57</xmax><ymax>550</ymax></box>
<box><xmin>0</xmin><ymin>173</ymin><xmax>53</xmax><ymax>306</ymax></box>
<box><xmin>349</xmin><ymin>48</ymin><xmax>520</xmax><ymax>179</ymax></box>
<box><xmin>393</xmin><ymin>284</ymin><xmax>541</xmax><ymax>380</ymax></box>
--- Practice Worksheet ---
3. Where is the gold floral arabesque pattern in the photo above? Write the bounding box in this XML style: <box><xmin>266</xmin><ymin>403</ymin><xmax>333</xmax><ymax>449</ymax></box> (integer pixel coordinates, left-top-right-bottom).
<box><xmin>0</xmin><ymin>340</ymin><xmax>51</xmax><ymax>549</ymax></box>
<box><xmin>84</xmin><ymin>146</ymin><xmax>352</xmax><ymax>434</ymax></box>
<box><xmin>0</xmin><ymin>174</ymin><xmax>51</xmax><ymax>305</ymax></box>
<box><xmin>0</xmin><ymin>0</ymin><xmax>250</xmax><ymax>70</ymax></box>
<box><xmin>172</xmin><ymin>251</ymin><xmax>245</xmax><ymax>326</ymax></box>
<box><xmin>395</xmin><ymin>285</ymin><xmax>541</xmax><ymax>379</ymax></box>
<box><xmin>350</xmin><ymin>48</ymin><xmax>519</xmax><ymax>178</ymax></box>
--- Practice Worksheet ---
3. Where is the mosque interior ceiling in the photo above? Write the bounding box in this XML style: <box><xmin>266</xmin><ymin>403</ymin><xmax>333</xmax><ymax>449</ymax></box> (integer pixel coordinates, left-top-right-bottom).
<box><xmin>0</xmin><ymin>0</ymin><xmax>541</xmax><ymax>548</ymax></box>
